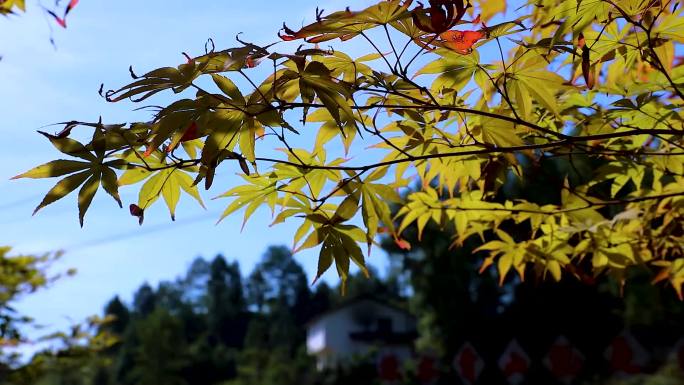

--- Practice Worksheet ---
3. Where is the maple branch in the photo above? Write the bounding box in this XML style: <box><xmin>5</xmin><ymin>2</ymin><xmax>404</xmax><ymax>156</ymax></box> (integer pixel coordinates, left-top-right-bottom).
<box><xmin>360</xmin><ymin>31</ymin><xmax>395</xmax><ymax>74</ymax></box>
<box><xmin>278</xmin><ymin>101</ymin><xmax>571</xmax><ymax>139</ymax></box>
<box><xmin>382</xmin><ymin>24</ymin><xmax>404</xmax><ymax>73</ymax></box>
<box><xmin>431</xmin><ymin>190</ymin><xmax>684</xmax><ymax>215</ymax></box>
<box><xmin>602</xmin><ymin>0</ymin><xmax>684</xmax><ymax>100</ymax></box>
<box><xmin>126</xmin><ymin>125</ymin><xmax>682</xmax><ymax>176</ymax></box>
<box><xmin>247</xmin><ymin>127</ymin><xmax>681</xmax><ymax>172</ymax></box>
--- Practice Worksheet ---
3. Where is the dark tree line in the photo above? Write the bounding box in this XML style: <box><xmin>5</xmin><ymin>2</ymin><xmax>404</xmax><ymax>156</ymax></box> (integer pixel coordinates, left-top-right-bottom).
<box><xmin>381</xmin><ymin>153</ymin><xmax>684</xmax><ymax>384</ymax></box>
<box><xmin>1</xmin><ymin>245</ymin><xmax>405</xmax><ymax>385</ymax></box>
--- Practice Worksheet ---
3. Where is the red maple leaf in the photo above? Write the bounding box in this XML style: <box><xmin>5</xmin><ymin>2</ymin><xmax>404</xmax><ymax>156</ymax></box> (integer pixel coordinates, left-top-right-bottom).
<box><xmin>439</xmin><ymin>30</ymin><xmax>486</xmax><ymax>54</ymax></box>
<box><xmin>161</xmin><ymin>121</ymin><xmax>201</xmax><ymax>154</ymax></box>
<box><xmin>129</xmin><ymin>204</ymin><xmax>144</xmax><ymax>225</ymax></box>
<box><xmin>394</xmin><ymin>238</ymin><xmax>412</xmax><ymax>250</ymax></box>
<box><xmin>180</xmin><ymin>121</ymin><xmax>200</xmax><ymax>142</ymax></box>
<box><xmin>65</xmin><ymin>0</ymin><xmax>79</xmax><ymax>16</ymax></box>
<box><xmin>46</xmin><ymin>10</ymin><xmax>67</xmax><ymax>28</ymax></box>
<box><xmin>46</xmin><ymin>0</ymin><xmax>79</xmax><ymax>28</ymax></box>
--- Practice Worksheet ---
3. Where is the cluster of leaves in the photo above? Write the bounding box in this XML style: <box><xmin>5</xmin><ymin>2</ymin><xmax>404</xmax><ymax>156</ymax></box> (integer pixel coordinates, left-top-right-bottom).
<box><xmin>0</xmin><ymin>247</ymin><xmax>69</xmax><ymax>349</ymax></box>
<box><xmin>1</xmin><ymin>0</ymin><xmax>78</xmax><ymax>27</ymax></box>
<box><xmin>382</xmin><ymin>202</ymin><xmax>684</xmax><ymax>383</ymax></box>
<box><xmin>14</xmin><ymin>0</ymin><xmax>684</xmax><ymax>293</ymax></box>
<box><xmin>0</xmin><ymin>0</ymin><xmax>24</xmax><ymax>16</ymax></box>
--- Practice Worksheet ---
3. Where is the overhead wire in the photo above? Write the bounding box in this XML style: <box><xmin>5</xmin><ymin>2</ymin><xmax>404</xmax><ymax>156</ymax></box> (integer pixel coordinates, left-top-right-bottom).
<box><xmin>0</xmin><ymin>194</ymin><xmax>45</xmax><ymax>211</ymax></box>
<box><xmin>62</xmin><ymin>210</ymin><xmax>222</xmax><ymax>252</ymax></box>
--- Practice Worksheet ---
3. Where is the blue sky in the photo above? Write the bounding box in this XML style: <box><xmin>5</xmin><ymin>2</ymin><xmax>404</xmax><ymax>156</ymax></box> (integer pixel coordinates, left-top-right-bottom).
<box><xmin>0</xmin><ymin>0</ymin><xmax>385</xmax><ymax>337</ymax></box>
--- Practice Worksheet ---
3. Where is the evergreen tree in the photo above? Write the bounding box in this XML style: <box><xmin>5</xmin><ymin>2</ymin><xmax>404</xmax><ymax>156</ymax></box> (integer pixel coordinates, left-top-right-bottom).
<box><xmin>132</xmin><ymin>283</ymin><xmax>156</xmax><ymax>317</ymax></box>
<box><xmin>127</xmin><ymin>308</ymin><xmax>189</xmax><ymax>385</ymax></box>
<box><xmin>102</xmin><ymin>296</ymin><xmax>130</xmax><ymax>336</ymax></box>
<box><xmin>206</xmin><ymin>256</ymin><xmax>247</xmax><ymax>348</ymax></box>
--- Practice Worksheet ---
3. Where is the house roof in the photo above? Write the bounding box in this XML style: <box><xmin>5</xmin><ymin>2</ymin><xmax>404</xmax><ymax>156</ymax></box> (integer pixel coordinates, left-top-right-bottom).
<box><xmin>305</xmin><ymin>293</ymin><xmax>414</xmax><ymax>328</ymax></box>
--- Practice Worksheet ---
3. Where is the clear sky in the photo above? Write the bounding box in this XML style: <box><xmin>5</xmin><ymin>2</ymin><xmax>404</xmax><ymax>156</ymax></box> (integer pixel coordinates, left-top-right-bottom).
<box><xmin>0</xmin><ymin>0</ymin><xmax>385</xmax><ymax>338</ymax></box>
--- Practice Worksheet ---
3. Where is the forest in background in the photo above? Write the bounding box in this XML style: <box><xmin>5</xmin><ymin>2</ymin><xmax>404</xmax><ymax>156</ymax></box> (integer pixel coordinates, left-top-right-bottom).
<box><xmin>2</xmin><ymin>236</ymin><xmax>683</xmax><ymax>385</ymax></box>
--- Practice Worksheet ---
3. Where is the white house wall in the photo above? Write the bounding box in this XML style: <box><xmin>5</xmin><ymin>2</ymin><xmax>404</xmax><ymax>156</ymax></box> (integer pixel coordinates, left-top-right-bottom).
<box><xmin>306</xmin><ymin>299</ymin><xmax>417</xmax><ymax>368</ymax></box>
<box><xmin>307</xmin><ymin>322</ymin><xmax>326</xmax><ymax>354</ymax></box>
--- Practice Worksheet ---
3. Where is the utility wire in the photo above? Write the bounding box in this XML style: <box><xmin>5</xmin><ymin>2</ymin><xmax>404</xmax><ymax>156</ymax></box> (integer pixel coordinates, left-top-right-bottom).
<box><xmin>62</xmin><ymin>211</ymin><xmax>222</xmax><ymax>252</ymax></box>
<box><xmin>0</xmin><ymin>194</ymin><xmax>45</xmax><ymax>211</ymax></box>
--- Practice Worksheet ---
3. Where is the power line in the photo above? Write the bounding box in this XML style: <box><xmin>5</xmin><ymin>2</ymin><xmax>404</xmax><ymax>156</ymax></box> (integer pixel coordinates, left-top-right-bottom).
<box><xmin>0</xmin><ymin>194</ymin><xmax>44</xmax><ymax>211</ymax></box>
<box><xmin>63</xmin><ymin>211</ymin><xmax>222</xmax><ymax>252</ymax></box>
<box><xmin>0</xmin><ymin>204</ymin><xmax>79</xmax><ymax>226</ymax></box>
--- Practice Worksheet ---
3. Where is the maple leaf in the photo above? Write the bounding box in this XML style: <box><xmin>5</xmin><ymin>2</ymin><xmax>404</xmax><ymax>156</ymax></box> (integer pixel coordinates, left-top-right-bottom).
<box><xmin>577</xmin><ymin>32</ymin><xmax>594</xmax><ymax>89</ymax></box>
<box><xmin>394</xmin><ymin>237</ymin><xmax>412</xmax><ymax>250</ymax></box>
<box><xmin>129</xmin><ymin>204</ymin><xmax>144</xmax><ymax>225</ymax></box>
<box><xmin>411</xmin><ymin>0</ymin><xmax>469</xmax><ymax>34</ymax></box>
<box><xmin>65</xmin><ymin>0</ymin><xmax>79</xmax><ymax>17</ymax></box>
<box><xmin>45</xmin><ymin>0</ymin><xmax>79</xmax><ymax>29</ymax></box>
<box><xmin>279</xmin><ymin>1</ymin><xmax>413</xmax><ymax>42</ymax></box>
<box><xmin>439</xmin><ymin>29</ymin><xmax>486</xmax><ymax>53</ymax></box>
<box><xmin>179</xmin><ymin>121</ymin><xmax>199</xmax><ymax>142</ymax></box>
<box><xmin>413</xmin><ymin>14</ymin><xmax>485</xmax><ymax>54</ymax></box>
<box><xmin>278</xmin><ymin>8</ymin><xmax>361</xmax><ymax>43</ymax></box>
<box><xmin>46</xmin><ymin>10</ymin><xmax>67</xmax><ymax>28</ymax></box>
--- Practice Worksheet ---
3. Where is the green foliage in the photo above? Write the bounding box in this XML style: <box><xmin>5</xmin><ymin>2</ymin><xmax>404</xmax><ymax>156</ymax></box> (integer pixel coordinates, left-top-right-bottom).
<box><xmin>0</xmin><ymin>247</ymin><xmax>115</xmax><ymax>383</ymax></box>
<box><xmin>228</xmin><ymin>347</ymin><xmax>315</xmax><ymax>385</ymax></box>
<box><xmin>0</xmin><ymin>247</ymin><xmax>66</xmax><ymax>348</ymax></box>
<box><xmin>2</xmin><ymin>314</ymin><xmax>119</xmax><ymax>385</ymax></box>
<box><xmin>127</xmin><ymin>308</ymin><xmax>189</xmax><ymax>385</ymax></box>
<box><xmin>1</xmin><ymin>249</ymin><xmax>390</xmax><ymax>385</ymax></box>
<box><xmin>0</xmin><ymin>0</ymin><xmax>25</xmax><ymax>16</ymax></box>
<box><xmin>13</xmin><ymin>1</ymin><xmax>684</xmax><ymax>294</ymax></box>
<box><xmin>383</xmin><ymin>179</ymin><xmax>684</xmax><ymax>384</ymax></box>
